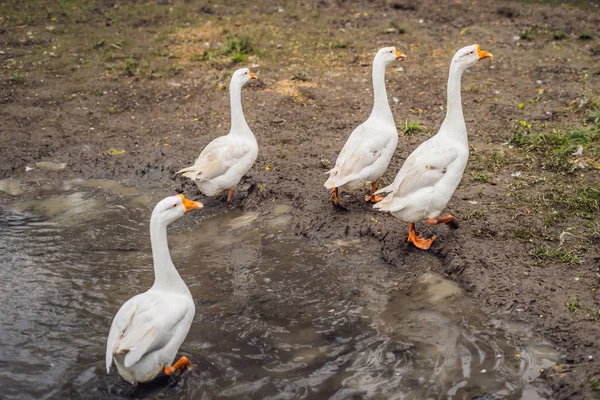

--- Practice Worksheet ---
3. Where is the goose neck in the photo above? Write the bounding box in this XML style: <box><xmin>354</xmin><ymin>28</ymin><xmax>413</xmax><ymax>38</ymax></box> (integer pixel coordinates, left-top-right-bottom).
<box><xmin>440</xmin><ymin>62</ymin><xmax>467</xmax><ymax>139</ymax></box>
<box><xmin>368</xmin><ymin>59</ymin><xmax>394</xmax><ymax>124</ymax></box>
<box><xmin>229</xmin><ymin>80</ymin><xmax>252</xmax><ymax>136</ymax></box>
<box><xmin>150</xmin><ymin>217</ymin><xmax>186</xmax><ymax>292</ymax></box>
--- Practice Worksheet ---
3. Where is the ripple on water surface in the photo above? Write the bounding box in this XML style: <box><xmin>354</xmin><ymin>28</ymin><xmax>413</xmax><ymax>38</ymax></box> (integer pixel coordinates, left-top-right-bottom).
<box><xmin>0</xmin><ymin>181</ymin><xmax>560</xmax><ymax>399</ymax></box>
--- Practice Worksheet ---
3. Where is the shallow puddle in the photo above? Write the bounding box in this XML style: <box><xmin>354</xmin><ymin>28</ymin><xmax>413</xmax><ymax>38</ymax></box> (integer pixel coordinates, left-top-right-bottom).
<box><xmin>0</xmin><ymin>181</ymin><xmax>560</xmax><ymax>399</ymax></box>
<box><xmin>0</xmin><ymin>179</ymin><xmax>24</xmax><ymax>195</ymax></box>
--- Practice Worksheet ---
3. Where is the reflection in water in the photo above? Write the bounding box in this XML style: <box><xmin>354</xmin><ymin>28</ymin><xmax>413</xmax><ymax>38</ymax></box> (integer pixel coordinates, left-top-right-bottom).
<box><xmin>35</xmin><ymin>161</ymin><xmax>67</xmax><ymax>170</ymax></box>
<box><xmin>0</xmin><ymin>179</ymin><xmax>25</xmax><ymax>195</ymax></box>
<box><xmin>0</xmin><ymin>181</ymin><xmax>560</xmax><ymax>399</ymax></box>
<box><xmin>62</xmin><ymin>179</ymin><xmax>138</xmax><ymax>196</ymax></box>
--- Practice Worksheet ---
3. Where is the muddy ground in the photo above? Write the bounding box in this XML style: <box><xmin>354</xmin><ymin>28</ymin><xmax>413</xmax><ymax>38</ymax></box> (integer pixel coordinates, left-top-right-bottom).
<box><xmin>1</xmin><ymin>0</ymin><xmax>600</xmax><ymax>398</ymax></box>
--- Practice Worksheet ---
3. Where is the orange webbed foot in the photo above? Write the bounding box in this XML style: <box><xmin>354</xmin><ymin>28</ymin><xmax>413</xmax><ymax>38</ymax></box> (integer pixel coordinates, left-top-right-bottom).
<box><xmin>365</xmin><ymin>194</ymin><xmax>384</xmax><ymax>203</ymax></box>
<box><xmin>331</xmin><ymin>188</ymin><xmax>348</xmax><ymax>211</ymax></box>
<box><xmin>164</xmin><ymin>356</ymin><xmax>192</xmax><ymax>376</ymax></box>
<box><xmin>407</xmin><ymin>222</ymin><xmax>437</xmax><ymax>250</ymax></box>
<box><xmin>365</xmin><ymin>181</ymin><xmax>384</xmax><ymax>203</ymax></box>
<box><xmin>408</xmin><ymin>233</ymin><xmax>437</xmax><ymax>250</ymax></box>
<box><xmin>427</xmin><ymin>214</ymin><xmax>459</xmax><ymax>230</ymax></box>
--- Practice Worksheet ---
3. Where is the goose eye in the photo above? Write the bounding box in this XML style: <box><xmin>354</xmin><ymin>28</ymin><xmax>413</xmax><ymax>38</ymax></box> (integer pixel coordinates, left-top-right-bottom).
<box><xmin>173</xmin><ymin>204</ymin><xmax>177</xmax><ymax>208</ymax></box>
<box><xmin>470</xmin><ymin>51</ymin><xmax>474</xmax><ymax>54</ymax></box>
<box><xmin>245</xmin><ymin>71</ymin><xmax>248</xmax><ymax>74</ymax></box>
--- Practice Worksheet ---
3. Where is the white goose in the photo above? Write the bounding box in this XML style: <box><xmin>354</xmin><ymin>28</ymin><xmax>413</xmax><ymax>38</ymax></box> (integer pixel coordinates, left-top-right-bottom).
<box><xmin>324</xmin><ymin>47</ymin><xmax>406</xmax><ymax>209</ymax></box>
<box><xmin>374</xmin><ymin>44</ymin><xmax>492</xmax><ymax>249</ymax></box>
<box><xmin>106</xmin><ymin>194</ymin><xmax>202</xmax><ymax>384</ymax></box>
<box><xmin>178</xmin><ymin>68</ymin><xmax>258</xmax><ymax>207</ymax></box>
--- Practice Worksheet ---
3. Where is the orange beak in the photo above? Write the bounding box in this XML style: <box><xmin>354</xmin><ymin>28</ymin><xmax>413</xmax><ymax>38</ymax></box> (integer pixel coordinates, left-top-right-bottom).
<box><xmin>178</xmin><ymin>194</ymin><xmax>203</xmax><ymax>212</ymax></box>
<box><xmin>475</xmin><ymin>44</ymin><xmax>492</xmax><ymax>60</ymax></box>
<box><xmin>395</xmin><ymin>49</ymin><xmax>407</xmax><ymax>60</ymax></box>
<box><xmin>249</xmin><ymin>71</ymin><xmax>257</xmax><ymax>79</ymax></box>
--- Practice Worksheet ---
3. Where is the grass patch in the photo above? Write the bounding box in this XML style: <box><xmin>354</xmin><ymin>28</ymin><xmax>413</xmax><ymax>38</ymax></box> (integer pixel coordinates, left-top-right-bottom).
<box><xmin>220</xmin><ymin>34</ymin><xmax>255</xmax><ymax>63</ymax></box>
<box><xmin>566</xmin><ymin>295</ymin><xmax>580</xmax><ymax>313</ymax></box>
<box><xmin>399</xmin><ymin>119</ymin><xmax>424</xmax><ymax>136</ymax></box>
<box><xmin>9</xmin><ymin>72</ymin><xmax>25</xmax><ymax>84</ymax></box>
<box><xmin>119</xmin><ymin>58</ymin><xmax>153</xmax><ymax>77</ymax></box>
<box><xmin>470</xmin><ymin>171</ymin><xmax>491</xmax><ymax>184</ymax></box>
<box><xmin>509</xmin><ymin>121</ymin><xmax>600</xmax><ymax>173</ymax></box>
<box><xmin>590</xmin><ymin>224</ymin><xmax>600</xmax><ymax>239</ymax></box>
<box><xmin>553</xmin><ymin>185</ymin><xmax>600</xmax><ymax>219</ymax></box>
<box><xmin>530</xmin><ymin>243</ymin><xmax>581</xmax><ymax>264</ymax></box>
<box><xmin>92</xmin><ymin>39</ymin><xmax>106</xmax><ymax>49</ymax></box>
<box><xmin>515</xmin><ymin>227</ymin><xmax>535</xmax><ymax>242</ymax></box>
<box><xmin>121</xmin><ymin>58</ymin><xmax>139</xmax><ymax>76</ymax></box>
<box><xmin>291</xmin><ymin>70</ymin><xmax>310</xmax><ymax>82</ymax></box>
<box><xmin>168</xmin><ymin>65</ymin><xmax>183</xmax><ymax>76</ymax></box>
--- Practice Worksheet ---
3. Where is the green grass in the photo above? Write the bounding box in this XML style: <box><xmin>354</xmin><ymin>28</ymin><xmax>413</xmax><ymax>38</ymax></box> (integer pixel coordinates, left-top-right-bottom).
<box><xmin>220</xmin><ymin>34</ymin><xmax>255</xmax><ymax>63</ymax></box>
<box><xmin>509</xmin><ymin>122</ymin><xmax>600</xmax><ymax>173</ymax></box>
<box><xmin>292</xmin><ymin>70</ymin><xmax>310</xmax><ymax>82</ymax></box>
<box><xmin>168</xmin><ymin>65</ymin><xmax>182</xmax><ymax>76</ymax></box>
<box><xmin>400</xmin><ymin>120</ymin><xmax>424</xmax><ymax>136</ymax></box>
<box><xmin>121</xmin><ymin>58</ymin><xmax>139</xmax><ymax>76</ymax></box>
<box><xmin>515</xmin><ymin>227</ymin><xmax>535</xmax><ymax>242</ymax></box>
<box><xmin>530</xmin><ymin>243</ymin><xmax>581</xmax><ymax>264</ymax></box>
<box><xmin>556</xmin><ymin>185</ymin><xmax>600</xmax><ymax>219</ymax></box>
<box><xmin>8</xmin><ymin>71</ymin><xmax>25</xmax><ymax>84</ymax></box>
<box><xmin>553</xmin><ymin>30</ymin><xmax>566</xmax><ymax>40</ymax></box>
<box><xmin>593</xmin><ymin>379</ymin><xmax>600</xmax><ymax>391</ymax></box>
<box><xmin>92</xmin><ymin>39</ymin><xmax>106</xmax><ymax>49</ymax></box>
<box><xmin>587</xmin><ymin>110</ymin><xmax>600</xmax><ymax>125</ymax></box>
<box><xmin>470</xmin><ymin>171</ymin><xmax>491</xmax><ymax>184</ymax></box>
<box><xmin>590</xmin><ymin>224</ymin><xmax>600</xmax><ymax>239</ymax></box>
<box><xmin>566</xmin><ymin>295</ymin><xmax>580</xmax><ymax>313</ymax></box>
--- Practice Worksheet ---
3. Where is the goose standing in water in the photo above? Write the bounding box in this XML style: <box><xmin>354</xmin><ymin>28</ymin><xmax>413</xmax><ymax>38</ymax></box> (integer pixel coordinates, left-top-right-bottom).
<box><xmin>374</xmin><ymin>44</ymin><xmax>492</xmax><ymax>249</ymax></box>
<box><xmin>106</xmin><ymin>194</ymin><xmax>202</xmax><ymax>384</ymax></box>
<box><xmin>178</xmin><ymin>68</ymin><xmax>258</xmax><ymax>207</ymax></box>
<box><xmin>324</xmin><ymin>47</ymin><xmax>406</xmax><ymax>210</ymax></box>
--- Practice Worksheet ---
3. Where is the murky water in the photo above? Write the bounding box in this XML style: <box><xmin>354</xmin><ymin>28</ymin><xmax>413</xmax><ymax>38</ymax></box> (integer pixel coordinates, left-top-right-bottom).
<box><xmin>0</xmin><ymin>181</ymin><xmax>560</xmax><ymax>399</ymax></box>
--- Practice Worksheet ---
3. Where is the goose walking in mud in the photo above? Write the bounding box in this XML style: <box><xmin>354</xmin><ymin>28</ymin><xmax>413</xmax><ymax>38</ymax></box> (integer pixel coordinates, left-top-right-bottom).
<box><xmin>178</xmin><ymin>68</ymin><xmax>258</xmax><ymax>207</ymax></box>
<box><xmin>374</xmin><ymin>44</ymin><xmax>493</xmax><ymax>249</ymax></box>
<box><xmin>106</xmin><ymin>194</ymin><xmax>202</xmax><ymax>384</ymax></box>
<box><xmin>324</xmin><ymin>47</ymin><xmax>406</xmax><ymax>210</ymax></box>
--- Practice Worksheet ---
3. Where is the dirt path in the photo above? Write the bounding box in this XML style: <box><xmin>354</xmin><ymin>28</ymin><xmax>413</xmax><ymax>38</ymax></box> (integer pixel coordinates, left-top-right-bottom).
<box><xmin>1</xmin><ymin>0</ymin><xmax>600</xmax><ymax>398</ymax></box>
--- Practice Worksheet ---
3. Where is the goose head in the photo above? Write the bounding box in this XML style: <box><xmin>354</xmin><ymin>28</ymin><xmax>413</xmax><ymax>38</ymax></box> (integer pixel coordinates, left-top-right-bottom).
<box><xmin>452</xmin><ymin>44</ymin><xmax>492</xmax><ymax>69</ymax></box>
<box><xmin>151</xmin><ymin>194</ymin><xmax>203</xmax><ymax>226</ymax></box>
<box><xmin>231</xmin><ymin>67</ymin><xmax>257</xmax><ymax>87</ymax></box>
<box><xmin>375</xmin><ymin>46</ymin><xmax>406</xmax><ymax>65</ymax></box>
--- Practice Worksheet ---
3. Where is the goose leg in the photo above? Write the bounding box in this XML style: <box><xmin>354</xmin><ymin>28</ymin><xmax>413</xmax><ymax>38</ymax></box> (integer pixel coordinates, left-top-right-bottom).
<box><xmin>226</xmin><ymin>189</ymin><xmax>234</xmax><ymax>207</ymax></box>
<box><xmin>163</xmin><ymin>356</ymin><xmax>192</xmax><ymax>375</ymax></box>
<box><xmin>331</xmin><ymin>188</ymin><xmax>347</xmax><ymax>210</ymax></box>
<box><xmin>427</xmin><ymin>214</ymin><xmax>459</xmax><ymax>230</ymax></box>
<box><xmin>407</xmin><ymin>222</ymin><xmax>437</xmax><ymax>250</ymax></box>
<box><xmin>365</xmin><ymin>181</ymin><xmax>384</xmax><ymax>203</ymax></box>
